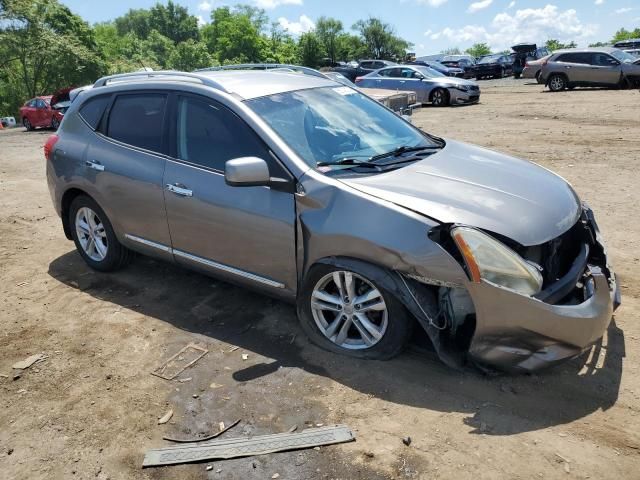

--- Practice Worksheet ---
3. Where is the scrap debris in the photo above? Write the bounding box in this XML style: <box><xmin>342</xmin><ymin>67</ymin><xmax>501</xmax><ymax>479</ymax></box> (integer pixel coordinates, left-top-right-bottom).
<box><xmin>143</xmin><ymin>424</ymin><xmax>355</xmax><ymax>467</ymax></box>
<box><xmin>12</xmin><ymin>353</ymin><xmax>46</xmax><ymax>370</ymax></box>
<box><xmin>158</xmin><ymin>409</ymin><xmax>173</xmax><ymax>425</ymax></box>
<box><xmin>163</xmin><ymin>419</ymin><xmax>241</xmax><ymax>443</ymax></box>
<box><xmin>151</xmin><ymin>343</ymin><xmax>208</xmax><ymax>380</ymax></box>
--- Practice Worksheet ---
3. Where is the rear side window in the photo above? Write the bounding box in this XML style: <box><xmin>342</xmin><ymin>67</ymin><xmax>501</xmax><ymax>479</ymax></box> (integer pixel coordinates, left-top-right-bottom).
<box><xmin>556</xmin><ymin>53</ymin><xmax>590</xmax><ymax>64</ymax></box>
<box><xmin>106</xmin><ymin>94</ymin><xmax>167</xmax><ymax>153</ymax></box>
<box><xmin>175</xmin><ymin>96</ymin><xmax>271</xmax><ymax>172</ymax></box>
<box><xmin>360</xmin><ymin>61</ymin><xmax>372</xmax><ymax>69</ymax></box>
<box><xmin>79</xmin><ymin>95</ymin><xmax>110</xmax><ymax>130</ymax></box>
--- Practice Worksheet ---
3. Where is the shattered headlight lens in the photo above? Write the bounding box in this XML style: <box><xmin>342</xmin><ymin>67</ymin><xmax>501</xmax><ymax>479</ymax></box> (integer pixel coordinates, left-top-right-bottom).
<box><xmin>451</xmin><ymin>226</ymin><xmax>543</xmax><ymax>296</ymax></box>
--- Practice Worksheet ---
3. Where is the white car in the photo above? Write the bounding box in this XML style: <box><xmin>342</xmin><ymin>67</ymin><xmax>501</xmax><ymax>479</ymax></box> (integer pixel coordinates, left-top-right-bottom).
<box><xmin>1</xmin><ymin>116</ymin><xmax>16</xmax><ymax>128</ymax></box>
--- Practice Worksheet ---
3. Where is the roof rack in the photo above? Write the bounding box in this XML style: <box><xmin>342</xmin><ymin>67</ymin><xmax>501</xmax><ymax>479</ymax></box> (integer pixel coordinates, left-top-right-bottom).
<box><xmin>92</xmin><ymin>71</ymin><xmax>227</xmax><ymax>91</ymax></box>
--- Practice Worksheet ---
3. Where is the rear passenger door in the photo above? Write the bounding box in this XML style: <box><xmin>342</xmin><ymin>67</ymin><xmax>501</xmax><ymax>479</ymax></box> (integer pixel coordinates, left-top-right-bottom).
<box><xmin>556</xmin><ymin>53</ymin><xmax>591</xmax><ymax>82</ymax></box>
<box><xmin>86</xmin><ymin>91</ymin><xmax>173</xmax><ymax>260</ymax></box>
<box><xmin>163</xmin><ymin>93</ymin><xmax>296</xmax><ymax>292</ymax></box>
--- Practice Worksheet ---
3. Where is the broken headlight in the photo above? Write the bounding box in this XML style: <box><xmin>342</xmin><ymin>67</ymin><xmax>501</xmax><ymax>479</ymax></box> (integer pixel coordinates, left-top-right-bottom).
<box><xmin>451</xmin><ymin>226</ymin><xmax>543</xmax><ymax>296</ymax></box>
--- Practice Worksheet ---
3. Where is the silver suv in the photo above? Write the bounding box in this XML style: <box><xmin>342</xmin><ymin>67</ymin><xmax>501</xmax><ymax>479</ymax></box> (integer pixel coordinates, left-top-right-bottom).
<box><xmin>46</xmin><ymin>70</ymin><xmax>620</xmax><ymax>372</ymax></box>
<box><xmin>541</xmin><ymin>47</ymin><xmax>640</xmax><ymax>91</ymax></box>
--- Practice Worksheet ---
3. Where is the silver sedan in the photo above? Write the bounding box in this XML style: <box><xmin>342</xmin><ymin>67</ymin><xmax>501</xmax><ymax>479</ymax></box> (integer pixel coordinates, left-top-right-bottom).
<box><xmin>355</xmin><ymin>65</ymin><xmax>480</xmax><ymax>106</ymax></box>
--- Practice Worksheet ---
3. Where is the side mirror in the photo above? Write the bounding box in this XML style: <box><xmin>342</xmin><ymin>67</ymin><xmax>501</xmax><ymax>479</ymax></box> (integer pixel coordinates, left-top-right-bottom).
<box><xmin>225</xmin><ymin>157</ymin><xmax>271</xmax><ymax>187</ymax></box>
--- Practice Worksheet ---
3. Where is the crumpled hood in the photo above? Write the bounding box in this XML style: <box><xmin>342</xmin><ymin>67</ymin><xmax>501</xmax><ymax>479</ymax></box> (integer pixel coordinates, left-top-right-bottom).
<box><xmin>430</xmin><ymin>76</ymin><xmax>476</xmax><ymax>87</ymax></box>
<box><xmin>341</xmin><ymin>140</ymin><xmax>581</xmax><ymax>246</ymax></box>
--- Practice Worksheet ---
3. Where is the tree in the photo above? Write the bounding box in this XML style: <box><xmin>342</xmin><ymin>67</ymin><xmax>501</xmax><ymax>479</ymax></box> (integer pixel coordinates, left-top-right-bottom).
<box><xmin>545</xmin><ymin>39</ymin><xmax>577</xmax><ymax>51</ymax></box>
<box><xmin>114</xmin><ymin>8</ymin><xmax>151</xmax><ymax>39</ymax></box>
<box><xmin>316</xmin><ymin>17</ymin><xmax>342</xmax><ymax>64</ymax></box>
<box><xmin>589</xmin><ymin>41</ymin><xmax>609</xmax><ymax>47</ymax></box>
<box><xmin>465</xmin><ymin>43</ymin><xmax>491</xmax><ymax>58</ymax></box>
<box><xmin>0</xmin><ymin>0</ymin><xmax>103</xmax><ymax>106</ymax></box>
<box><xmin>352</xmin><ymin>17</ymin><xmax>410</xmax><ymax>60</ymax></box>
<box><xmin>298</xmin><ymin>32</ymin><xmax>323</xmax><ymax>67</ymax></box>
<box><xmin>148</xmin><ymin>1</ymin><xmax>199</xmax><ymax>44</ymax></box>
<box><xmin>611</xmin><ymin>27</ymin><xmax>640</xmax><ymax>43</ymax></box>
<box><xmin>202</xmin><ymin>6</ymin><xmax>264</xmax><ymax>64</ymax></box>
<box><xmin>441</xmin><ymin>47</ymin><xmax>462</xmax><ymax>55</ymax></box>
<box><xmin>168</xmin><ymin>39</ymin><xmax>213</xmax><ymax>71</ymax></box>
<box><xmin>336</xmin><ymin>33</ymin><xmax>367</xmax><ymax>61</ymax></box>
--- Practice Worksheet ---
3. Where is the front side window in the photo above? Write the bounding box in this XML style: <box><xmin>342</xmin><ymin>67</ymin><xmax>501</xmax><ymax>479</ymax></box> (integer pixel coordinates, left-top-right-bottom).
<box><xmin>175</xmin><ymin>96</ymin><xmax>270</xmax><ymax>172</ymax></box>
<box><xmin>106</xmin><ymin>94</ymin><xmax>167</xmax><ymax>153</ymax></box>
<box><xmin>247</xmin><ymin>86</ymin><xmax>439</xmax><ymax>170</ymax></box>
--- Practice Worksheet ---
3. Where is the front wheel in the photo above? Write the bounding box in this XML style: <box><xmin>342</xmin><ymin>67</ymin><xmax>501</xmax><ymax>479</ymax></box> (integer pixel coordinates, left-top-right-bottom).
<box><xmin>431</xmin><ymin>88</ymin><xmax>450</xmax><ymax>107</ymax></box>
<box><xmin>297</xmin><ymin>266</ymin><xmax>412</xmax><ymax>360</ymax></box>
<box><xmin>69</xmin><ymin>195</ymin><xmax>132</xmax><ymax>272</ymax></box>
<box><xmin>23</xmin><ymin>118</ymin><xmax>33</xmax><ymax>131</ymax></box>
<box><xmin>548</xmin><ymin>74</ymin><xmax>567</xmax><ymax>92</ymax></box>
<box><xmin>51</xmin><ymin>116</ymin><xmax>60</xmax><ymax>130</ymax></box>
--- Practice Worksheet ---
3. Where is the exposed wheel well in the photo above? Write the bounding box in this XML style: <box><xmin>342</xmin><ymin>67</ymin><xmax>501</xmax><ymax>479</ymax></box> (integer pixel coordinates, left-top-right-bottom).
<box><xmin>60</xmin><ymin>188</ymin><xmax>90</xmax><ymax>240</ymax></box>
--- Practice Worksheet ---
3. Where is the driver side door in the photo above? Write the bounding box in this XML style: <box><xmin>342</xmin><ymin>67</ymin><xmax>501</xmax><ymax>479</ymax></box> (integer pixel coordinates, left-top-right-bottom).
<box><xmin>588</xmin><ymin>53</ymin><xmax>622</xmax><ymax>85</ymax></box>
<box><xmin>163</xmin><ymin>93</ymin><xmax>297</xmax><ymax>294</ymax></box>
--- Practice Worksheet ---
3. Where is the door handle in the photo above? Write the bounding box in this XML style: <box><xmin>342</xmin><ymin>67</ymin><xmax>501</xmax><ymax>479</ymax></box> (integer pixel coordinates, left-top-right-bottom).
<box><xmin>85</xmin><ymin>160</ymin><xmax>104</xmax><ymax>171</ymax></box>
<box><xmin>166</xmin><ymin>183</ymin><xmax>193</xmax><ymax>197</ymax></box>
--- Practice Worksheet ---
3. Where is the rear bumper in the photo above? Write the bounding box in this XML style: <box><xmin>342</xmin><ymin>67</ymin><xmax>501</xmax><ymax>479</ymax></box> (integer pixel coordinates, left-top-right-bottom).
<box><xmin>466</xmin><ymin>207</ymin><xmax>620</xmax><ymax>372</ymax></box>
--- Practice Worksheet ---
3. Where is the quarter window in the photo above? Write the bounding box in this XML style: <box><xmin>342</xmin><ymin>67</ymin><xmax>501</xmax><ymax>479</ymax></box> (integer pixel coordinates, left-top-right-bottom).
<box><xmin>175</xmin><ymin>96</ymin><xmax>271</xmax><ymax>172</ymax></box>
<box><xmin>79</xmin><ymin>95</ymin><xmax>110</xmax><ymax>130</ymax></box>
<box><xmin>106</xmin><ymin>94</ymin><xmax>167</xmax><ymax>153</ymax></box>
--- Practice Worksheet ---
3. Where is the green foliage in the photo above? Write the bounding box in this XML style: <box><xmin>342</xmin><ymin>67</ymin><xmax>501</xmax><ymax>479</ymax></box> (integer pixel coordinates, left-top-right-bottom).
<box><xmin>545</xmin><ymin>39</ymin><xmax>577</xmax><ymax>51</ymax></box>
<box><xmin>202</xmin><ymin>6</ymin><xmax>264</xmax><ymax>64</ymax></box>
<box><xmin>168</xmin><ymin>39</ymin><xmax>213</xmax><ymax>71</ymax></box>
<box><xmin>353</xmin><ymin>17</ymin><xmax>410</xmax><ymax>60</ymax></box>
<box><xmin>611</xmin><ymin>27</ymin><xmax>640</xmax><ymax>43</ymax></box>
<box><xmin>299</xmin><ymin>32</ymin><xmax>323</xmax><ymax>67</ymax></box>
<box><xmin>316</xmin><ymin>17</ymin><xmax>342</xmax><ymax>64</ymax></box>
<box><xmin>465</xmin><ymin>43</ymin><xmax>491</xmax><ymax>58</ymax></box>
<box><xmin>0</xmin><ymin>0</ymin><xmax>104</xmax><ymax>116</ymax></box>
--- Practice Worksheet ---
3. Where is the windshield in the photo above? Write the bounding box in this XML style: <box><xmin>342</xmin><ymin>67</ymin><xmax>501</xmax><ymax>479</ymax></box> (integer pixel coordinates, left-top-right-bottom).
<box><xmin>478</xmin><ymin>54</ymin><xmax>502</xmax><ymax>64</ymax></box>
<box><xmin>247</xmin><ymin>86</ymin><xmax>438</xmax><ymax>169</ymax></box>
<box><xmin>610</xmin><ymin>49</ymin><xmax>637</xmax><ymax>63</ymax></box>
<box><xmin>413</xmin><ymin>66</ymin><xmax>445</xmax><ymax>78</ymax></box>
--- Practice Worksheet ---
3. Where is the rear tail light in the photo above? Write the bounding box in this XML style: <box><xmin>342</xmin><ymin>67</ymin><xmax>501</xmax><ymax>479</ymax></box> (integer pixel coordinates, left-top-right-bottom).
<box><xmin>44</xmin><ymin>134</ymin><xmax>59</xmax><ymax>161</ymax></box>
<box><xmin>355</xmin><ymin>77</ymin><xmax>363</xmax><ymax>83</ymax></box>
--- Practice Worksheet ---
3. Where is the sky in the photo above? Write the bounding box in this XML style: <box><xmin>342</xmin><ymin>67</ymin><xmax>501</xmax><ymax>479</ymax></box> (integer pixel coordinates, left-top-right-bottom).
<box><xmin>61</xmin><ymin>0</ymin><xmax>640</xmax><ymax>55</ymax></box>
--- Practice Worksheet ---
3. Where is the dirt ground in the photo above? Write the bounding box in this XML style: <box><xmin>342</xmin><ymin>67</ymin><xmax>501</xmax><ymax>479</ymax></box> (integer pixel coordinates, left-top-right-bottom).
<box><xmin>1</xmin><ymin>79</ymin><xmax>640</xmax><ymax>480</ymax></box>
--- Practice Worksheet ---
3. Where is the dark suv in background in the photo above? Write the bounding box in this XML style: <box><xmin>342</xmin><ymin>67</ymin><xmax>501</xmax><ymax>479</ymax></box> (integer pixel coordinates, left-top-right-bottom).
<box><xmin>540</xmin><ymin>47</ymin><xmax>640</xmax><ymax>91</ymax></box>
<box><xmin>330</xmin><ymin>59</ymin><xmax>397</xmax><ymax>82</ymax></box>
<box><xmin>511</xmin><ymin>43</ymin><xmax>550</xmax><ymax>79</ymax></box>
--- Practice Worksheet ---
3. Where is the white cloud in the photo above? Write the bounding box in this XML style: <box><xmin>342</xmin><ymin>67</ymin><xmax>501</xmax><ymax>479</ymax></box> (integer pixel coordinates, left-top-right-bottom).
<box><xmin>468</xmin><ymin>0</ymin><xmax>493</xmax><ymax>13</ymax></box>
<box><xmin>196</xmin><ymin>14</ymin><xmax>207</xmax><ymax>26</ymax></box>
<box><xmin>423</xmin><ymin>29</ymin><xmax>433</xmax><ymax>36</ymax></box>
<box><xmin>615</xmin><ymin>7</ymin><xmax>633</xmax><ymax>14</ymax></box>
<box><xmin>594</xmin><ymin>0</ymin><xmax>604</xmax><ymax>4</ymax></box>
<box><xmin>254</xmin><ymin>0</ymin><xmax>303</xmax><ymax>9</ymax></box>
<box><xmin>416</xmin><ymin>0</ymin><xmax>449</xmax><ymax>6</ymax></box>
<box><xmin>198</xmin><ymin>0</ymin><xmax>212</xmax><ymax>11</ymax></box>
<box><xmin>278</xmin><ymin>14</ymin><xmax>315</xmax><ymax>35</ymax></box>
<box><xmin>508</xmin><ymin>1</ymin><xmax>516</xmax><ymax>8</ymax></box>
<box><xmin>430</xmin><ymin>5</ymin><xmax>598</xmax><ymax>50</ymax></box>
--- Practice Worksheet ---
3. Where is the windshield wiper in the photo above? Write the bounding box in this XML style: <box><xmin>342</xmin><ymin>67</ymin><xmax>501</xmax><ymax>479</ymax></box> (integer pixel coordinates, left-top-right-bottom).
<box><xmin>316</xmin><ymin>158</ymin><xmax>383</xmax><ymax>170</ymax></box>
<box><xmin>370</xmin><ymin>144</ymin><xmax>442</xmax><ymax>161</ymax></box>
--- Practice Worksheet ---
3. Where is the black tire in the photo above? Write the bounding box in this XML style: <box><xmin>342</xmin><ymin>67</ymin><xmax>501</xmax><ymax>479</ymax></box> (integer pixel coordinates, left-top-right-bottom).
<box><xmin>475</xmin><ymin>75</ymin><xmax>482</xmax><ymax>81</ymax></box>
<box><xmin>431</xmin><ymin>88</ymin><xmax>450</xmax><ymax>107</ymax></box>
<box><xmin>514</xmin><ymin>72</ymin><xmax>521</xmax><ymax>79</ymax></box>
<box><xmin>23</xmin><ymin>118</ymin><xmax>33</xmax><ymax>131</ymax></box>
<box><xmin>535</xmin><ymin>71</ymin><xmax>542</xmax><ymax>84</ymax></box>
<box><xmin>51</xmin><ymin>116</ymin><xmax>60</xmax><ymax>130</ymax></box>
<box><xmin>297</xmin><ymin>264</ymin><xmax>412</xmax><ymax>360</ymax></box>
<box><xmin>68</xmin><ymin>195</ymin><xmax>132</xmax><ymax>272</ymax></box>
<box><xmin>548</xmin><ymin>73</ymin><xmax>567</xmax><ymax>92</ymax></box>
<box><xmin>500</xmin><ymin>68</ymin><xmax>506</xmax><ymax>78</ymax></box>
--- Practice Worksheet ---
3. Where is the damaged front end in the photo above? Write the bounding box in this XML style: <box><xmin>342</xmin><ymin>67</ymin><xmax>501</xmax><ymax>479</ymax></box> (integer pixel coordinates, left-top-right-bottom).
<box><xmin>422</xmin><ymin>205</ymin><xmax>621</xmax><ymax>372</ymax></box>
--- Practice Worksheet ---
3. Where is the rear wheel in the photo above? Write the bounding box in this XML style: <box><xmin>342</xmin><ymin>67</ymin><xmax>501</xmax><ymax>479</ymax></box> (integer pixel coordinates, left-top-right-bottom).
<box><xmin>548</xmin><ymin>74</ymin><xmax>567</xmax><ymax>92</ymax></box>
<box><xmin>535</xmin><ymin>71</ymin><xmax>542</xmax><ymax>84</ymax></box>
<box><xmin>51</xmin><ymin>116</ymin><xmax>60</xmax><ymax>130</ymax></box>
<box><xmin>23</xmin><ymin>118</ymin><xmax>33</xmax><ymax>131</ymax></box>
<box><xmin>297</xmin><ymin>265</ymin><xmax>411</xmax><ymax>360</ymax></box>
<box><xmin>69</xmin><ymin>195</ymin><xmax>132</xmax><ymax>272</ymax></box>
<box><xmin>431</xmin><ymin>88</ymin><xmax>450</xmax><ymax>107</ymax></box>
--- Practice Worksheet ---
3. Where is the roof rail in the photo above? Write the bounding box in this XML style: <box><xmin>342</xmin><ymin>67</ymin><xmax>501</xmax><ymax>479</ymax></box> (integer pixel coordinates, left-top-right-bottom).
<box><xmin>92</xmin><ymin>70</ymin><xmax>227</xmax><ymax>91</ymax></box>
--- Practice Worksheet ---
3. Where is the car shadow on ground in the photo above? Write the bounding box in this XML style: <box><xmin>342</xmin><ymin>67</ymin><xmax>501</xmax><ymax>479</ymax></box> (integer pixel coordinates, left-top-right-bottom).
<box><xmin>48</xmin><ymin>250</ymin><xmax>624</xmax><ymax>436</ymax></box>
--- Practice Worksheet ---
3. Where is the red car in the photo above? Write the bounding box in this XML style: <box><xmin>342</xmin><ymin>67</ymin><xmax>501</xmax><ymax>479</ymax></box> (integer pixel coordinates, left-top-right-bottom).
<box><xmin>19</xmin><ymin>87</ymin><xmax>73</xmax><ymax>131</ymax></box>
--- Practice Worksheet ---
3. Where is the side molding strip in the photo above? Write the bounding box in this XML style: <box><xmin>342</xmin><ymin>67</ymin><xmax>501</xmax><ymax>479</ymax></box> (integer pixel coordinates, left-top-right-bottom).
<box><xmin>124</xmin><ymin>233</ymin><xmax>285</xmax><ymax>289</ymax></box>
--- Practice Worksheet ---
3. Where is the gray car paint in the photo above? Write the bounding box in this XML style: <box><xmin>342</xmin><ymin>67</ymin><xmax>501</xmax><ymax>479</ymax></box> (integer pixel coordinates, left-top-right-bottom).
<box><xmin>356</xmin><ymin>66</ymin><xmax>479</xmax><ymax>104</ymax></box>
<box><xmin>47</xmin><ymin>70</ymin><xmax>619</xmax><ymax>372</ymax></box>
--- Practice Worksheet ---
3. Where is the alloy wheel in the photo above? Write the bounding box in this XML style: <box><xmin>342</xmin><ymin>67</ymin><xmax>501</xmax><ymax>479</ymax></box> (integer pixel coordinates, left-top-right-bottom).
<box><xmin>432</xmin><ymin>89</ymin><xmax>444</xmax><ymax>106</ymax></box>
<box><xmin>550</xmin><ymin>75</ymin><xmax>565</xmax><ymax>91</ymax></box>
<box><xmin>310</xmin><ymin>271</ymin><xmax>388</xmax><ymax>350</ymax></box>
<box><xmin>51</xmin><ymin>117</ymin><xmax>59</xmax><ymax>130</ymax></box>
<box><xmin>75</xmin><ymin>207</ymin><xmax>108</xmax><ymax>262</ymax></box>
<box><xmin>23</xmin><ymin>118</ymin><xmax>31</xmax><ymax>131</ymax></box>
